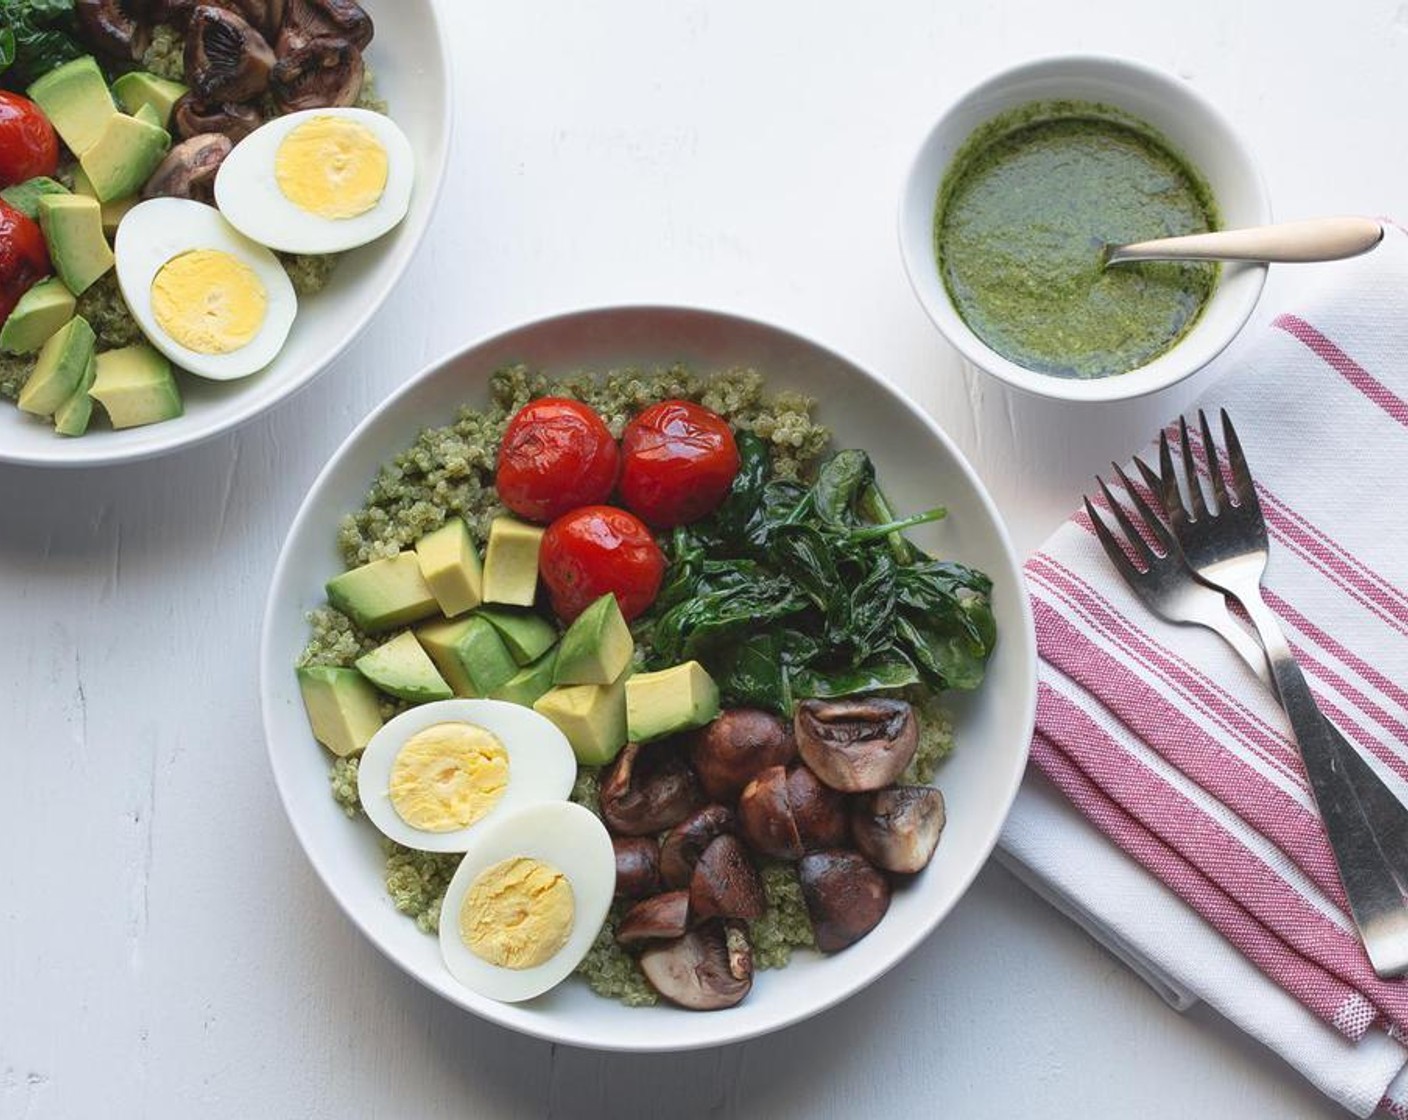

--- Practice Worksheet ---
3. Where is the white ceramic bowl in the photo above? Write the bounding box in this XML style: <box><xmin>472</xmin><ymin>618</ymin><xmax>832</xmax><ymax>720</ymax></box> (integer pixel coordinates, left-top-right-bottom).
<box><xmin>899</xmin><ymin>55</ymin><xmax>1271</xmax><ymax>403</ymax></box>
<box><xmin>0</xmin><ymin>0</ymin><xmax>452</xmax><ymax>468</ymax></box>
<box><xmin>259</xmin><ymin>306</ymin><xmax>1038</xmax><ymax>1051</ymax></box>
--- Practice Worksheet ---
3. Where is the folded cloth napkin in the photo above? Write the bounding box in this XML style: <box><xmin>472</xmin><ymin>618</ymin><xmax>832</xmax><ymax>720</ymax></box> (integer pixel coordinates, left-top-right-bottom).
<box><xmin>998</xmin><ymin>225</ymin><xmax>1408</xmax><ymax>1118</ymax></box>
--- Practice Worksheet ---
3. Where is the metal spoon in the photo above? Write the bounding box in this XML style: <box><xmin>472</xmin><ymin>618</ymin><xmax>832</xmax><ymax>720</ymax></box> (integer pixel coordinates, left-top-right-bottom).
<box><xmin>1104</xmin><ymin>216</ymin><xmax>1384</xmax><ymax>267</ymax></box>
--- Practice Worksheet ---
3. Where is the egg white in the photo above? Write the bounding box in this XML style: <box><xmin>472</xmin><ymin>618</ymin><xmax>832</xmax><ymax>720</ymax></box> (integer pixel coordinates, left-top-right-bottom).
<box><xmin>439</xmin><ymin>801</ymin><xmax>616</xmax><ymax>1003</ymax></box>
<box><xmin>114</xmin><ymin>198</ymin><xmax>298</xmax><ymax>381</ymax></box>
<box><xmin>357</xmin><ymin>699</ymin><xmax>577</xmax><ymax>853</ymax></box>
<box><xmin>214</xmin><ymin>108</ymin><xmax>415</xmax><ymax>254</ymax></box>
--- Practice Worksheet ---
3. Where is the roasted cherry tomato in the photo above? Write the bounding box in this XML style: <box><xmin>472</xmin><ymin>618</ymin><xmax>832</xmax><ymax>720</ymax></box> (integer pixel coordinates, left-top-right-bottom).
<box><xmin>539</xmin><ymin>505</ymin><xmax>665</xmax><ymax>622</ymax></box>
<box><xmin>619</xmin><ymin>400</ymin><xmax>741</xmax><ymax>527</ymax></box>
<box><xmin>0</xmin><ymin>92</ymin><xmax>59</xmax><ymax>188</ymax></box>
<box><xmin>496</xmin><ymin>398</ymin><xmax>621</xmax><ymax>523</ymax></box>
<box><xmin>0</xmin><ymin>200</ymin><xmax>52</xmax><ymax>324</ymax></box>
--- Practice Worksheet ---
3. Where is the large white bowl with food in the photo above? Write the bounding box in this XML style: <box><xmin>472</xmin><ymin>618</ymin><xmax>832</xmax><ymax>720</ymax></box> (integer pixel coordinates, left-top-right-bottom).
<box><xmin>0</xmin><ymin>0</ymin><xmax>451</xmax><ymax>468</ymax></box>
<box><xmin>259</xmin><ymin>306</ymin><xmax>1037</xmax><ymax>1051</ymax></box>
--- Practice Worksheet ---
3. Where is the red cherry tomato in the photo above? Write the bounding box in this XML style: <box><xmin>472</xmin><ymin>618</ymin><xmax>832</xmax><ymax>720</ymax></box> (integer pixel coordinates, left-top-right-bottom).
<box><xmin>496</xmin><ymin>398</ymin><xmax>621</xmax><ymax>523</ymax></box>
<box><xmin>619</xmin><ymin>400</ymin><xmax>741</xmax><ymax>527</ymax></box>
<box><xmin>539</xmin><ymin>505</ymin><xmax>665</xmax><ymax>622</ymax></box>
<box><xmin>0</xmin><ymin>200</ymin><xmax>52</xmax><ymax>324</ymax></box>
<box><xmin>0</xmin><ymin>92</ymin><xmax>59</xmax><ymax>188</ymax></box>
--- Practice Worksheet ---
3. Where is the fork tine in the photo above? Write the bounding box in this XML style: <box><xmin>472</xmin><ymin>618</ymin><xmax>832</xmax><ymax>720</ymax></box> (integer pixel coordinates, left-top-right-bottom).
<box><xmin>1084</xmin><ymin>496</ymin><xmax>1142</xmax><ymax>581</ymax></box>
<box><xmin>1178</xmin><ymin>415</ymin><xmax>1209</xmax><ymax>520</ymax></box>
<box><xmin>1158</xmin><ymin>429</ymin><xmax>1187</xmax><ymax>522</ymax></box>
<box><xmin>1198</xmin><ymin>408</ymin><xmax>1229</xmax><ymax>513</ymax></box>
<box><xmin>1220</xmin><ymin>409</ymin><xmax>1260</xmax><ymax>510</ymax></box>
<box><xmin>1113</xmin><ymin>460</ymin><xmax>1177</xmax><ymax>553</ymax></box>
<box><xmin>1096</xmin><ymin>475</ymin><xmax>1155</xmax><ymax>566</ymax></box>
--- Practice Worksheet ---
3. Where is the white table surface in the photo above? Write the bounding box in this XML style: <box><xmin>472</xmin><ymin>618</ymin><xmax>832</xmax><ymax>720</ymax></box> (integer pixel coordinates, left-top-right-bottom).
<box><xmin>1</xmin><ymin>1</ymin><xmax>1397</xmax><ymax>1115</ymax></box>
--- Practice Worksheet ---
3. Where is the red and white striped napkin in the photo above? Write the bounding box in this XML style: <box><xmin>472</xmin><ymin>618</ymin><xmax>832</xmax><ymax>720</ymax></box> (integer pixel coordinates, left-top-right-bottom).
<box><xmin>998</xmin><ymin>226</ymin><xmax>1408</xmax><ymax>1117</ymax></box>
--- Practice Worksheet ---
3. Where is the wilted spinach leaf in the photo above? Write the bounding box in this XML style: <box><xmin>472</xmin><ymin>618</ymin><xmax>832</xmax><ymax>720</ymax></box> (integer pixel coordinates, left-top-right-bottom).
<box><xmin>0</xmin><ymin>0</ymin><xmax>83</xmax><ymax>89</ymax></box>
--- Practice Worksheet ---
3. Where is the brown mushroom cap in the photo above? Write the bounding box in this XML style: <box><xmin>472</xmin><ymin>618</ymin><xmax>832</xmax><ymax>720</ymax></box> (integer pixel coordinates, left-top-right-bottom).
<box><xmin>171</xmin><ymin>96</ymin><xmax>263</xmax><ymax>144</ymax></box>
<box><xmin>659</xmin><ymin>804</ymin><xmax>735</xmax><ymax>889</ymax></box>
<box><xmin>278</xmin><ymin>0</ymin><xmax>373</xmax><ymax>53</ymax></box>
<box><xmin>77</xmin><ymin>0</ymin><xmax>152</xmax><ymax>60</ymax></box>
<box><xmin>689</xmin><ymin>833</ymin><xmax>765</xmax><ymax>921</ymax></box>
<box><xmin>198</xmin><ymin>0</ymin><xmax>283</xmax><ymax>38</ymax></box>
<box><xmin>798</xmin><ymin>849</ymin><xmax>891</xmax><ymax>952</ymax></box>
<box><xmin>599</xmin><ymin>742</ymin><xmax>702</xmax><ymax>837</ymax></box>
<box><xmin>155</xmin><ymin>0</ymin><xmax>198</xmax><ymax>28</ymax></box>
<box><xmin>737</xmin><ymin>765</ymin><xmax>803</xmax><ymax>860</ymax></box>
<box><xmin>270</xmin><ymin>36</ymin><xmax>363</xmax><ymax>113</ymax></box>
<box><xmin>611</xmin><ymin>836</ymin><xmax>662</xmax><ymax>901</ymax></box>
<box><xmin>786</xmin><ymin>765</ymin><xmax>849</xmax><ymax>849</ymax></box>
<box><xmin>794</xmin><ymin>698</ymin><xmax>919</xmax><ymax>793</ymax></box>
<box><xmin>851</xmin><ymin>786</ymin><xmax>946</xmax><ymax>874</ymax></box>
<box><xmin>186</xmin><ymin>6</ymin><xmax>276</xmax><ymax>103</ymax></box>
<box><xmin>637</xmin><ymin>920</ymin><xmax>753</xmax><ymax>1010</ymax></box>
<box><xmin>615</xmin><ymin>890</ymin><xmax>690</xmax><ymax>946</ymax></box>
<box><xmin>142</xmin><ymin>134</ymin><xmax>233</xmax><ymax>202</ymax></box>
<box><xmin>688</xmin><ymin>709</ymin><xmax>797</xmax><ymax>802</ymax></box>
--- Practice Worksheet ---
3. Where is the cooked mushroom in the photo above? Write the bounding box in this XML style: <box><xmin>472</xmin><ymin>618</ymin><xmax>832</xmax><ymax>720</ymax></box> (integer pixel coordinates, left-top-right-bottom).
<box><xmin>612</xmin><ymin>836</ymin><xmax>662</xmax><ymax>901</ymax></box>
<box><xmin>155</xmin><ymin>0</ymin><xmax>198</xmax><ymax>27</ymax></box>
<box><xmin>171</xmin><ymin>96</ymin><xmax>263</xmax><ymax>144</ymax></box>
<box><xmin>738</xmin><ymin>764</ymin><xmax>847</xmax><ymax>859</ymax></box>
<box><xmin>851</xmin><ymin>786</ymin><xmax>946</xmax><ymax>874</ymax></box>
<box><xmin>659</xmin><ymin>804</ymin><xmax>735</xmax><ymax>889</ymax></box>
<box><xmin>786</xmin><ymin>765</ymin><xmax>849</xmax><ymax>848</ymax></box>
<box><xmin>688</xmin><ymin>709</ymin><xmax>797</xmax><ymax>802</ymax></box>
<box><xmin>142</xmin><ymin>134</ymin><xmax>233</xmax><ymax>202</ymax></box>
<box><xmin>689</xmin><ymin>833</ymin><xmax>765</xmax><ymax>921</ymax></box>
<box><xmin>270</xmin><ymin>36</ymin><xmax>363</xmax><ymax>113</ymax></box>
<box><xmin>637</xmin><ymin>920</ymin><xmax>753</xmax><ymax>1010</ymax></box>
<box><xmin>77</xmin><ymin>0</ymin><xmax>152</xmax><ymax>60</ymax></box>
<box><xmin>798</xmin><ymin>849</ymin><xmax>891</xmax><ymax>952</ymax></box>
<box><xmin>794</xmin><ymin>698</ymin><xmax>919</xmax><ymax>792</ymax></box>
<box><xmin>599</xmin><ymin>742</ymin><xmax>701</xmax><ymax>837</ymax></box>
<box><xmin>186</xmin><ymin>6</ymin><xmax>276</xmax><ymax>103</ymax></box>
<box><xmin>277</xmin><ymin>0</ymin><xmax>373</xmax><ymax>54</ymax></box>
<box><xmin>615</xmin><ymin>891</ymin><xmax>690</xmax><ymax>946</ymax></box>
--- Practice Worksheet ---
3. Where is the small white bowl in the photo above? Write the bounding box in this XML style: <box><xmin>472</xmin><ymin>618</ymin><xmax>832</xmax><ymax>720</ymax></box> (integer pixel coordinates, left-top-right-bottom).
<box><xmin>899</xmin><ymin>55</ymin><xmax>1271</xmax><ymax>403</ymax></box>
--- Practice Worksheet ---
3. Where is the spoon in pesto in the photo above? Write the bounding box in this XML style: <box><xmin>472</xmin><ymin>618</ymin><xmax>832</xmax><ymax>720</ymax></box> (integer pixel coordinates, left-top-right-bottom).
<box><xmin>1104</xmin><ymin>216</ymin><xmax>1384</xmax><ymax>267</ymax></box>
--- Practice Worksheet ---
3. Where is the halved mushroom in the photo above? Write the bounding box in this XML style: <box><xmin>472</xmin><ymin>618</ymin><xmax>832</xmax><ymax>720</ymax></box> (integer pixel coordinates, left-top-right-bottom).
<box><xmin>851</xmin><ymin>786</ymin><xmax>946</xmax><ymax>874</ymax></box>
<box><xmin>688</xmin><ymin>708</ymin><xmax>797</xmax><ymax>802</ymax></box>
<box><xmin>612</xmin><ymin>836</ymin><xmax>662</xmax><ymax>901</ymax></box>
<box><xmin>738</xmin><ymin>764</ymin><xmax>847</xmax><ymax>859</ymax></box>
<box><xmin>598</xmin><ymin>742</ymin><xmax>701</xmax><ymax>837</ymax></box>
<box><xmin>798</xmin><ymin>849</ymin><xmax>891</xmax><ymax>952</ymax></box>
<box><xmin>197</xmin><ymin>0</ymin><xmax>284</xmax><ymax>38</ymax></box>
<box><xmin>794</xmin><ymin>698</ymin><xmax>919</xmax><ymax>793</ymax></box>
<box><xmin>155</xmin><ymin>0</ymin><xmax>198</xmax><ymax>28</ymax></box>
<box><xmin>277</xmin><ymin>0</ymin><xmax>373</xmax><ymax>54</ymax></box>
<box><xmin>142</xmin><ymin>134</ymin><xmax>233</xmax><ymax>202</ymax></box>
<box><xmin>270</xmin><ymin>36</ymin><xmax>363</xmax><ymax>113</ymax></box>
<box><xmin>77</xmin><ymin>0</ymin><xmax>152</xmax><ymax>60</ymax></box>
<box><xmin>689</xmin><ymin>834</ymin><xmax>764</xmax><ymax>921</ymax></box>
<box><xmin>615</xmin><ymin>891</ymin><xmax>690</xmax><ymax>946</ymax></box>
<box><xmin>659</xmin><ymin>805</ymin><xmax>735</xmax><ymax>889</ymax></box>
<box><xmin>637</xmin><ymin>920</ymin><xmax>753</xmax><ymax>1010</ymax></box>
<box><xmin>171</xmin><ymin>96</ymin><xmax>263</xmax><ymax>144</ymax></box>
<box><xmin>186</xmin><ymin>6</ymin><xmax>276</xmax><ymax>103</ymax></box>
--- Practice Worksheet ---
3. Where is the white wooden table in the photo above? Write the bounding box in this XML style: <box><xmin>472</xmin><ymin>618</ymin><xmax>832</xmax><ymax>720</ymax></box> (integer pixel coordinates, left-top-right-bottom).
<box><xmin>2</xmin><ymin>1</ymin><xmax>1395</xmax><ymax>1114</ymax></box>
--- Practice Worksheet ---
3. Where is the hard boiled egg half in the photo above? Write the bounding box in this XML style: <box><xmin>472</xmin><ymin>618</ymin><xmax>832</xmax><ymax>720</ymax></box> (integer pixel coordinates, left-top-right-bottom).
<box><xmin>356</xmin><ymin>699</ymin><xmax>577</xmax><ymax>853</ymax></box>
<box><xmin>215</xmin><ymin>107</ymin><xmax>415</xmax><ymax>254</ymax></box>
<box><xmin>439</xmin><ymin>801</ymin><xmax>616</xmax><ymax>1002</ymax></box>
<box><xmin>115</xmin><ymin>198</ymin><xmax>297</xmax><ymax>381</ymax></box>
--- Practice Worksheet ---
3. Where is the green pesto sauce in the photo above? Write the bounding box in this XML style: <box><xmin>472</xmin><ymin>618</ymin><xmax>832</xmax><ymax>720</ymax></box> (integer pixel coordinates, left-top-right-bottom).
<box><xmin>935</xmin><ymin>101</ymin><xmax>1219</xmax><ymax>379</ymax></box>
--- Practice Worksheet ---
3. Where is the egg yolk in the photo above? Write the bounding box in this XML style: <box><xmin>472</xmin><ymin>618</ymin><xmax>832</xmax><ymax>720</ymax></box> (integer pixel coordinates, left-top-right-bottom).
<box><xmin>460</xmin><ymin>857</ymin><xmax>575</xmax><ymax>970</ymax></box>
<box><xmin>388</xmin><ymin>722</ymin><xmax>509</xmax><ymax>833</ymax></box>
<box><xmin>151</xmin><ymin>250</ymin><xmax>268</xmax><ymax>355</ymax></box>
<box><xmin>276</xmin><ymin>116</ymin><xmax>389</xmax><ymax>220</ymax></box>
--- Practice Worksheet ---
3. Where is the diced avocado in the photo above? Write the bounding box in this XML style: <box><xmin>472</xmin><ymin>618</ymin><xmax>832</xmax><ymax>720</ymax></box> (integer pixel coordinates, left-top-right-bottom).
<box><xmin>89</xmin><ymin>345</ymin><xmax>182</xmax><ymax>429</ymax></box>
<box><xmin>356</xmin><ymin>632</ymin><xmax>453</xmax><ymax>704</ymax></box>
<box><xmin>325</xmin><ymin>552</ymin><xmax>439</xmax><ymax>633</ymax></box>
<box><xmin>491</xmin><ymin>647</ymin><xmax>559</xmax><ymax>708</ymax></box>
<box><xmin>0</xmin><ymin>176</ymin><xmax>69</xmax><ymax>220</ymax></box>
<box><xmin>416</xmin><ymin>616</ymin><xmax>518</xmax><ymax>698</ymax></box>
<box><xmin>553</xmin><ymin>592</ymin><xmax>633</xmax><ymax>686</ymax></box>
<box><xmin>297</xmin><ymin>665</ymin><xmax>384</xmax><ymax>757</ymax></box>
<box><xmin>481</xmin><ymin>516</ymin><xmax>544</xmax><ymax>606</ymax></box>
<box><xmin>71</xmin><ymin>166</ymin><xmax>138</xmax><ymax>237</ymax></box>
<box><xmin>133</xmin><ymin>103</ymin><xmax>162</xmax><ymax>129</ymax></box>
<box><xmin>28</xmin><ymin>57</ymin><xmax>118</xmax><ymax>155</ymax></box>
<box><xmin>625</xmin><ymin>661</ymin><xmax>720</xmax><ymax>744</ymax></box>
<box><xmin>534</xmin><ymin>666</ymin><xmax>631</xmax><ymax>765</ymax></box>
<box><xmin>17</xmin><ymin>316</ymin><xmax>95</xmax><ymax>418</ymax></box>
<box><xmin>0</xmin><ymin>278</ymin><xmax>77</xmax><ymax>354</ymax></box>
<box><xmin>477</xmin><ymin>605</ymin><xmax>559</xmax><ymax>665</ymax></box>
<box><xmin>53</xmin><ymin>352</ymin><xmax>97</xmax><ymax>437</ymax></box>
<box><xmin>112</xmin><ymin>72</ymin><xmax>189</xmax><ymax>129</ymax></box>
<box><xmin>79</xmin><ymin>112</ymin><xmax>170</xmax><ymax>204</ymax></box>
<box><xmin>413</xmin><ymin>518</ymin><xmax>483</xmax><ymax>618</ymax></box>
<box><xmin>37</xmin><ymin>194</ymin><xmax>114</xmax><ymax>296</ymax></box>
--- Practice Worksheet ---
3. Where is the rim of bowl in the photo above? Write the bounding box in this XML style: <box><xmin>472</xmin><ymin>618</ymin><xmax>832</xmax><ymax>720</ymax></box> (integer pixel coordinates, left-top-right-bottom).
<box><xmin>898</xmin><ymin>53</ymin><xmax>1272</xmax><ymax>404</ymax></box>
<box><xmin>0</xmin><ymin>1</ymin><xmax>455</xmax><ymax>469</ymax></box>
<box><xmin>258</xmin><ymin>303</ymin><xmax>1039</xmax><ymax>1051</ymax></box>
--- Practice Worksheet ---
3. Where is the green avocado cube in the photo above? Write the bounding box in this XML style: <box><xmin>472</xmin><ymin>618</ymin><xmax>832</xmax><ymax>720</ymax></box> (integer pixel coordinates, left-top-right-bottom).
<box><xmin>38</xmin><ymin>194</ymin><xmax>114</xmax><ymax>296</ymax></box>
<box><xmin>71</xmin><ymin>166</ymin><xmax>138</xmax><ymax>238</ymax></box>
<box><xmin>296</xmin><ymin>665</ymin><xmax>384</xmax><ymax>757</ymax></box>
<box><xmin>481</xmin><ymin>516</ymin><xmax>543</xmax><ymax>606</ymax></box>
<box><xmin>533</xmin><ymin>666</ymin><xmax>631</xmax><ymax>765</ymax></box>
<box><xmin>89</xmin><ymin>345</ymin><xmax>182</xmax><ymax>429</ymax></box>
<box><xmin>28</xmin><ymin>57</ymin><xmax>118</xmax><ymax>155</ymax></box>
<box><xmin>414</xmin><ymin>517</ymin><xmax>483</xmax><ymax>618</ymax></box>
<box><xmin>491</xmin><ymin>647</ymin><xmax>559</xmax><ymax>708</ymax></box>
<box><xmin>554</xmin><ymin>592</ymin><xmax>633</xmax><ymax>686</ymax></box>
<box><xmin>17</xmin><ymin>316</ymin><xmax>95</xmax><ymax>418</ymax></box>
<box><xmin>416</xmin><ymin>616</ymin><xmax>519</xmax><ymax>698</ymax></box>
<box><xmin>625</xmin><ymin>661</ymin><xmax>720</xmax><ymax>744</ymax></box>
<box><xmin>356</xmin><ymin>632</ymin><xmax>453</xmax><ymax>704</ymax></box>
<box><xmin>325</xmin><ymin>552</ymin><xmax>440</xmax><ymax>633</ymax></box>
<box><xmin>0</xmin><ymin>176</ymin><xmax>70</xmax><ymax>220</ymax></box>
<box><xmin>111</xmin><ymin>71</ymin><xmax>189</xmax><ymax>130</ymax></box>
<box><xmin>53</xmin><ymin>351</ymin><xmax>97</xmax><ymax>437</ymax></box>
<box><xmin>1</xmin><ymin>278</ymin><xmax>77</xmax><ymax>354</ymax></box>
<box><xmin>476</xmin><ymin>605</ymin><xmax>559</xmax><ymax>665</ymax></box>
<box><xmin>79</xmin><ymin>112</ymin><xmax>171</xmax><ymax>203</ymax></box>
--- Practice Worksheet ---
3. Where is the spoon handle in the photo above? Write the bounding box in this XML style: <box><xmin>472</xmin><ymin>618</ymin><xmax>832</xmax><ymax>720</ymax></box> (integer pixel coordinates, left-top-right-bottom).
<box><xmin>1106</xmin><ymin>216</ymin><xmax>1385</xmax><ymax>265</ymax></box>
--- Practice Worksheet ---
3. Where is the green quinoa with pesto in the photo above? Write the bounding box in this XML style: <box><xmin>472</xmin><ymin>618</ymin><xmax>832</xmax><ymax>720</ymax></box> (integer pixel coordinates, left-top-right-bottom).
<box><xmin>300</xmin><ymin>364</ymin><xmax>964</xmax><ymax>1007</ymax></box>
